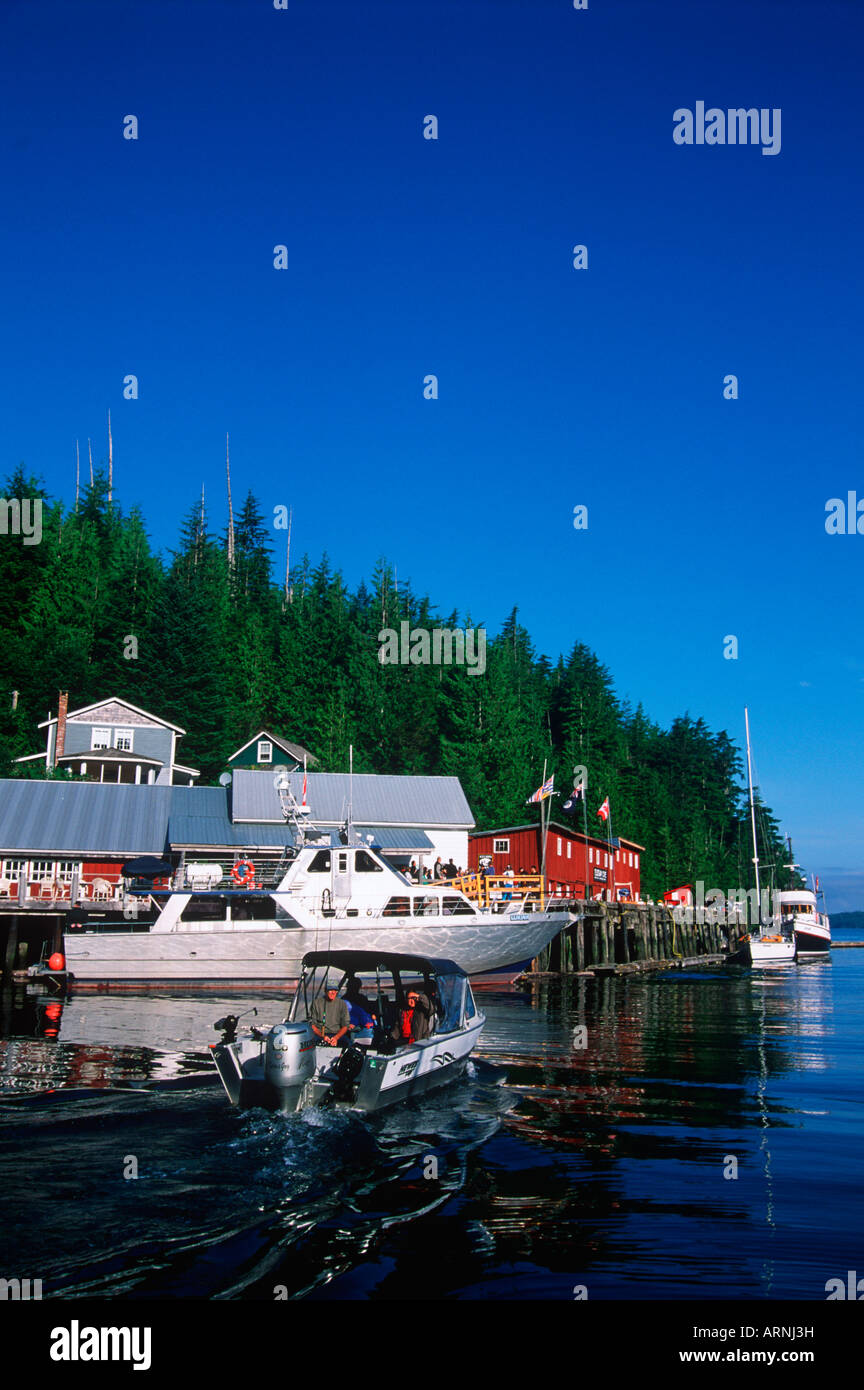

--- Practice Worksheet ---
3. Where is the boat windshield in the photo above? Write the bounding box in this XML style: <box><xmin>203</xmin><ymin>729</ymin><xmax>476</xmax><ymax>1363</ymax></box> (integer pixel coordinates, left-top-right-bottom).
<box><xmin>434</xmin><ymin>974</ymin><xmax>465</xmax><ymax>1032</ymax></box>
<box><xmin>291</xmin><ymin>965</ymin><xmax>394</xmax><ymax>1022</ymax></box>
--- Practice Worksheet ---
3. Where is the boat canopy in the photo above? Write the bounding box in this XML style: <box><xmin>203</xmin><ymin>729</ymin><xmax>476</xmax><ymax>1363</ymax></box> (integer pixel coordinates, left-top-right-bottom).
<box><xmin>300</xmin><ymin>949</ymin><xmax>467</xmax><ymax>978</ymax></box>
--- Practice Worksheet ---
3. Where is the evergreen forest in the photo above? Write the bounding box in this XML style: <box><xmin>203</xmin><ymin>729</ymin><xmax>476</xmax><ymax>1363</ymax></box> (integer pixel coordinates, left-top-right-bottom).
<box><xmin>0</xmin><ymin>468</ymin><xmax>800</xmax><ymax>900</ymax></box>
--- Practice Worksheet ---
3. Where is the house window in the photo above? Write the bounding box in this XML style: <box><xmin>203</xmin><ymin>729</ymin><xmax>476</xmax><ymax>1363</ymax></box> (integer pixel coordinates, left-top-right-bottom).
<box><xmin>556</xmin><ymin>837</ymin><xmax>562</xmax><ymax>855</ymax></box>
<box><xmin>257</xmin><ymin>740</ymin><xmax>273</xmax><ymax>763</ymax></box>
<box><xmin>91</xmin><ymin>728</ymin><xmax>111</xmax><ymax>750</ymax></box>
<box><xmin>3</xmin><ymin>859</ymin><xmax>26</xmax><ymax>880</ymax></box>
<box><xmin>567</xmin><ymin>842</ymin><xmax>571</xmax><ymax>859</ymax></box>
<box><xmin>493</xmin><ymin>839</ymin><xmax>509</xmax><ymax>854</ymax></box>
<box><xmin>115</xmin><ymin>731</ymin><xmax>133</xmax><ymax>752</ymax></box>
<box><xmin>589</xmin><ymin>848</ymin><xmax>594</xmax><ymax>864</ymax></box>
<box><xmin>29</xmin><ymin>861</ymin><xmax>54</xmax><ymax>882</ymax></box>
<box><xmin>635</xmin><ymin>853</ymin><xmax>640</xmax><ymax>868</ymax></box>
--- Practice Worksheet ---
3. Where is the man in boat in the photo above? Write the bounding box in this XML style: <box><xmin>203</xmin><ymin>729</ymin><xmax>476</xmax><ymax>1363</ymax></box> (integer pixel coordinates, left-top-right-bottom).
<box><xmin>344</xmin><ymin>977</ymin><xmax>377</xmax><ymax>1033</ymax></box>
<box><xmin>309</xmin><ymin>985</ymin><xmax>351</xmax><ymax>1048</ymax></box>
<box><xmin>392</xmin><ymin>988</ymin><xmax>433</xmax><ymax>1045</ymax></box>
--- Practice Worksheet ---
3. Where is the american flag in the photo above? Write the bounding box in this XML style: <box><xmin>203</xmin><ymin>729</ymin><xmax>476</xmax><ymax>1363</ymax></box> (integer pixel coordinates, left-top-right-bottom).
<box><xmin>526</xmin><ymin>775</ymin><xmax>554</xmax><ymax>804</ymax></box>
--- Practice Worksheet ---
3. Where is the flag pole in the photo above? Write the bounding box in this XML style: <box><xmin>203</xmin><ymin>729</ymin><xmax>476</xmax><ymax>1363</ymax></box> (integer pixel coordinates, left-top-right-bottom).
<box><xmin>581</xmin><ymin>774</ymin><xmax>589</xmax><ymax>899</ymax></box>
<box><xmin>539</xmin><ymin>758</ymin><xmax>548</xmax><ymax>890</ymax></box>
<box><xmin>607</xmin><ymin>800</ymin><xmax>616</xmax><ymax>902</ymax></box>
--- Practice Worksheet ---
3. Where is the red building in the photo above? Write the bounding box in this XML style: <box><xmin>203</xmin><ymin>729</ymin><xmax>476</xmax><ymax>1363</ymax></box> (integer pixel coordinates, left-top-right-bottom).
<box><xmin>468</xmin><ymin>821</ymin><xmax>644</xmax><ymax>901</ymax></box>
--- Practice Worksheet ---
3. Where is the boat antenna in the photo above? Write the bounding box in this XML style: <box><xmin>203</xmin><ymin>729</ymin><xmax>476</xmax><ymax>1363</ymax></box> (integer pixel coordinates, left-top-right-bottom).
<box><xmin>348</xmin><ymin>744</ymin><xmax>354</xmax><ymax>833</ymax></box>
<box><xmin>744</xmin><ymin>707</ymin><xmax>762</xmax><ymax>926</ymax></box>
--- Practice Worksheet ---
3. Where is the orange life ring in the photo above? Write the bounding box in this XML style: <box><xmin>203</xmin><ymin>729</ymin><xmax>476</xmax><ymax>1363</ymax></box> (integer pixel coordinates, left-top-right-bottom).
<box><xmin>231</xmin><ymin>859</ymin><xmax>255</xmax><ymax>887</ymax></box>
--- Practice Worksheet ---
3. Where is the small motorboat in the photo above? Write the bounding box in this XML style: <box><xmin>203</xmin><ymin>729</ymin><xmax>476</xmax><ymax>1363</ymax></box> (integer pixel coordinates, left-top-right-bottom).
<box><xmin>209</xmin><ymin>949</ymin><xmax>485</xmax><ymax>1113</ymax></box>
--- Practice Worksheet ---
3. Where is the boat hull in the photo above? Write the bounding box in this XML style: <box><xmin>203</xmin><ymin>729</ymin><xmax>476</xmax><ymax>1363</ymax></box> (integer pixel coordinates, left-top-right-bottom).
<box><xmin>63</xmin><ymin>912</ymin><xmax>570</xmax><ymax>986</ymax></box>
<box><xmin>212</xmin><ymin>1019</ymin><xmax>484</xmax><ymax>1113</ymax></box>
<box><xmin>728</xmin><ymin>932</ymin><xmax>796</xmax><ymax>965</ymax></box>
<box><xmin>793</xmin><ymin>923</ymin><xmax>831</xmax><ymax>954</ymax></box>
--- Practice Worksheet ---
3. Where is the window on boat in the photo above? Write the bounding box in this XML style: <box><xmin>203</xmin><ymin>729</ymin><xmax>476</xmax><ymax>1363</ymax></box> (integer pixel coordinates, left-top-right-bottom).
<box><xmin>434</xmin><ymin>974</ymin><xmax>463</xmax><ymax>1032</ymax></box>
<box><xmin>463</xmin><ymin>982</ymin><xmax>477</xmax><ymax>1020</ymax></box>
<box><xmin>383</xmin><ymin>896</ymin><xmax>410</xmax><ymax>917</ymax></box>
<box><xmin>412</xmin><ymin>895</ymin><xmax>440</xmax><ymax>916</ymax></box>
<box><xmin>307</xmin><ymin>850</ymin><xmax>331</xmax><ymax>873</ymax></box>
<box><xmin>355</xmin><ymin>849</ymin><xmax>383</xmax><ymax>872</ymax></box>
<box><xmin>180</xmin><ymin>894</ymin><xmax>229</xmax><ymax>922</ymax></box>
<box><xmin>441</xmin><ymin>895</ymin><xmax>476</xmax><ymax>916</ymax></box>
<box><xmin>231</xmin><ymin>896</ymin><xmax>279</xmax><ymax>920</ymax></box>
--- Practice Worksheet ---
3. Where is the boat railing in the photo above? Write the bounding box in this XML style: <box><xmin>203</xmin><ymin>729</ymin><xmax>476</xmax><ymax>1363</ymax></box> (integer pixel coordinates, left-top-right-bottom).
<box><xmin>450</xmin><ymin>873</ymin><xmax>546</xmax><ymax>910</ymax></box>
<box><xmin>167</xmin><ymin>855</ymin><xmax>295</xmax><ymax>893</ymax></box>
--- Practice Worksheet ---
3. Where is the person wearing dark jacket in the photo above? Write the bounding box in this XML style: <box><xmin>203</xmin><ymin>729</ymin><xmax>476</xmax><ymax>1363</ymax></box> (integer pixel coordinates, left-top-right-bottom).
<box><xmin>392</xmin><ymin>988</ymin><xmax>433</xmax><ymax>1044</ymax></box>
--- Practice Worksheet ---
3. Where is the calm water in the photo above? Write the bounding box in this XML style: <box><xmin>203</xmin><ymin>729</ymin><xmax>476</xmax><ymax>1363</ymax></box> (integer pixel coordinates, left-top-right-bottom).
<box><xmin>1</xmin><ymin>949</ymin><xmax>861</xmax><ymax>1300</ymax></box>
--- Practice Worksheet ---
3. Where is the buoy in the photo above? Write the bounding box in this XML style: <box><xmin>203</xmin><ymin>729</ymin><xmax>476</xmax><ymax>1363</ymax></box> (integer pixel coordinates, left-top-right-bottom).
<box><xmin>47</xmin><ymin>952</ymin><xmax>65</xmax><ymax>972</ymax></box>
<box><xmin>45</xmin><ymin>1003</ymin><xmax>62</xmax><ymax>1021</ymax></box>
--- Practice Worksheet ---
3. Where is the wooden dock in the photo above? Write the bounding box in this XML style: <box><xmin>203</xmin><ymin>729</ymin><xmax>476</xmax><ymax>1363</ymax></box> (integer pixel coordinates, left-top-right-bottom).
<box><xmin>527</xmin><ymin>899</ymin><xmax>730</xmax><ymax>976</ymax></box>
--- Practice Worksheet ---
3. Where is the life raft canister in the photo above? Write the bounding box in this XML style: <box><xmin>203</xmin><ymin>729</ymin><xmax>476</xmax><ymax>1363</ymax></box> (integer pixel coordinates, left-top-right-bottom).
<box><xmin>231</xmin><ymin>859</ymin><xmax>256</xmax><ymax>887</ymax></box>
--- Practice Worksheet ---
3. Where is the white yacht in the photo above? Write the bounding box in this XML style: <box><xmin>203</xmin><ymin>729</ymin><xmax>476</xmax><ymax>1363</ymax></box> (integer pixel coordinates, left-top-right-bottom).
<box><xmin>63</xmin><ymin>826</ymin><xmax>572</xmax><ymax>987</ymax></box>
<box><xmin>778</xmin><ymin>889</ymin><xmax>831</xmax><ymax>955</ymax></box>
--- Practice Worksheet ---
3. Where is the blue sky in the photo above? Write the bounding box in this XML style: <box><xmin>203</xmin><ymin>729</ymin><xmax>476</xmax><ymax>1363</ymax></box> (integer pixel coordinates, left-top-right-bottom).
<box><xmin>1</xmin><ymin>0</ymin><xmax>863</xmax><ymax>907</ymax></box>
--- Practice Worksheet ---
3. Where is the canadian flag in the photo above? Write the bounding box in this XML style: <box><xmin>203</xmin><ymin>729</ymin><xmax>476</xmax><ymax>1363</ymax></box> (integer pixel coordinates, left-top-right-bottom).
<box><xmin>596</xmin><ymin>797</ymin><xmax>610</xmax><ymax>822</ymax></box>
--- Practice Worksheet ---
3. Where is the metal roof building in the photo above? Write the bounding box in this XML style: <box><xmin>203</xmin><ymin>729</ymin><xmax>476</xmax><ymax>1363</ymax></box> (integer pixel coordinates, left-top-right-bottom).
<box><xmin>231</xmin><ymin>770</ymin><xmax>474</xmax><ymax>829</ymax></box>
<box><xmin>0</xmin><ymin>775</ymin><xmax>467</xmax><ymax>862</ymax></box>
<box><xmin>0</xmin><ymin>781</ymin><xmax>173</xmax><ymax>855</ymax></box>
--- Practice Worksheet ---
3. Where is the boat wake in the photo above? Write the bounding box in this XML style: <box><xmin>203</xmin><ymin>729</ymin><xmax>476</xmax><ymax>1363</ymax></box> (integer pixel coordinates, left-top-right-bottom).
<box><xmin>0</xmin><ymin>1061</ymin><xmax>512</xmax><ymax>1300</ymax></box>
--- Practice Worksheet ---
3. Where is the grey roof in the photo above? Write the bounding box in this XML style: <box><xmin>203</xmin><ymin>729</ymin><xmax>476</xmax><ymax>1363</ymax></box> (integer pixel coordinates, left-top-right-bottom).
<box><xmin>231</xmin><ymin>770</ymin><xmax>474</xmax><ymax>828</ymax></box>
<box><xmin>168</xmin><ymin>786</ymin><xmax>293</xmax><ymax>850</ymax></box>
<box><xmin>0</xmin><ymin>780</ymin><xmax>173</xmax><ymax>855</ymax></box>
<box><xmin>356</xmin><ymin>826</ymin><xmax>433</xmax><ymax>851</ymax></box>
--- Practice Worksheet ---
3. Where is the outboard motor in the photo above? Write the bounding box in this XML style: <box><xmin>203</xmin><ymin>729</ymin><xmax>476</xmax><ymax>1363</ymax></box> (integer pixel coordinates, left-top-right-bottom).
<box><xmin>263</xmin><ymin>1021</ymin><xmax>317</xmax><ymax>1107</ymax></box>
<box><xmin>330</xmin><ymin>1043</ymin><xmax>365</xmax><ymax>1102</ymax></box>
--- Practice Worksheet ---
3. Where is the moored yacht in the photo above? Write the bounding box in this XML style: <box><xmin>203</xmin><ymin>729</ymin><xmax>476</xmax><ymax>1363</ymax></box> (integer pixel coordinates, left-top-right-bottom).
<box><xmin>62</xmin><ymin>812</ymin><xmax>572</xmax><ymax>987</ymax></box>
<box><xmin>726</xmin><ymin>708</ymin><xmax>797</xmax><ymax>967</ymax></box>
<box><xmin>779</xmin><ymin>889</ymin><xmax>831</xmax><ymax>955</ymax></box>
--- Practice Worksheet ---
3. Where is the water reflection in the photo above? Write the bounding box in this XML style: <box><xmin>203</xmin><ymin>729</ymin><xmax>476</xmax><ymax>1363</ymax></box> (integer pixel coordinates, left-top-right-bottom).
<box><xmin>0</xmin><ymin>954</ymin><xmax>858</xmax><ymax>1300</ymax></box>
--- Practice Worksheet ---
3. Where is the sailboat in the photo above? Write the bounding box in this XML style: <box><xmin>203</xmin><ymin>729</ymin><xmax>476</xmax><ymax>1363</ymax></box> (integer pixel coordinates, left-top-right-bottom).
<box><xmin>727</xmin><ymin>708</ymin><xmax>796</xmax><ymax>966</ymax></box>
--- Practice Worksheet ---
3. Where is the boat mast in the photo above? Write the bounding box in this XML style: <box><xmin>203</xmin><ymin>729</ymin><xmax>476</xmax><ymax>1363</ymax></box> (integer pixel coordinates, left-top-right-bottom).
<box><xmin>744</xmin><ymin>706</ymin><xmax>762</xmax><ymax>926</ymax></box>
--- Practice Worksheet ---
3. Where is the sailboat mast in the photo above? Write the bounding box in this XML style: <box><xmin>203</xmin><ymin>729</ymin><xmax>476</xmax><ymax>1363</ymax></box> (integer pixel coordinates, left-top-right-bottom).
<box><xmin>744</xmin><ymin>706</ymin><xmax>762</xmax><ymax>924</ymax></box>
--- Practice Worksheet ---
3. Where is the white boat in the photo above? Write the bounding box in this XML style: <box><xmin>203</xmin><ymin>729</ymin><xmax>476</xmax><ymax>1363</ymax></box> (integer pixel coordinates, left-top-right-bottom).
<box><xmin>726</xmin><ymin>708</ymin><xmax>797</xmax><ymax>967</ymax></box>
<box><xmin>210</xmin><ymin>950</ymin><xmax>485</xmax><ymax>1113</ymax></box>
<box><xmin>729</xmin><ymin>929</ymin><xmax>796</xmax><ymax>965</ymax></box>
<box><xmin>62</xmin><ymin>808</ymin><xmax>572</xmax><ymax>986</ymax></box>
<box><xmin>779</xmin><ymin>889</ymin><xmax>831</xmax><ymax>955</ymax></box>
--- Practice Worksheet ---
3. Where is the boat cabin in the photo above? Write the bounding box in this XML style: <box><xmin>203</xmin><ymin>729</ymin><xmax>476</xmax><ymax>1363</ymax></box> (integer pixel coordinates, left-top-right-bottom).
<box><xmin>289</xmin><ymin>950</ymin><xmax>479</xmax><ymax>1040</ymax></box>
<box><xmin>777</xmin><ymin>890</ymin><xmax>820</xmax><ymax>922</ymax></box>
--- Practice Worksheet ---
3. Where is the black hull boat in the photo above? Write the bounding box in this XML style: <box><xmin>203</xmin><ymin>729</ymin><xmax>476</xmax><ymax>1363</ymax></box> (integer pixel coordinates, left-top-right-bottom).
<box><xmin>779</xmin><ymin>890</ymin><xmax>831</xmax><ymax>956</ymax></box>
